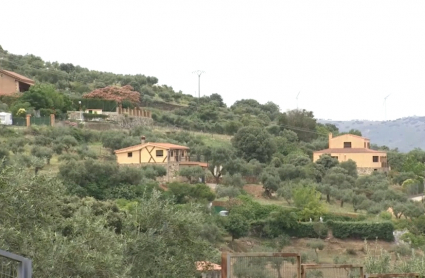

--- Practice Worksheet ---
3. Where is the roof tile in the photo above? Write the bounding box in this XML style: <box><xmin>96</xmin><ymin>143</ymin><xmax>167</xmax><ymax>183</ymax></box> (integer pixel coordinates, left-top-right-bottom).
<box><xmin>0</xmin><ymin>70</ymin><xmax>35</xmax><ymax>85</ymax></box>
<box><xmin>114</xmin><ymin>142</ymin><xmax>189</xmax><ymax>153</ymax></box>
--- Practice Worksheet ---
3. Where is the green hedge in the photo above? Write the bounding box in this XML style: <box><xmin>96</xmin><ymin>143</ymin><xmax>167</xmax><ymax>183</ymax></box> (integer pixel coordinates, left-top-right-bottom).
<box><xmin>327</xmin><ymin>221</ymin><xmax>394</xmax><ymax>241</ymax></box>
<box><xmin>74</xmin><ymin>99</ymin><xmax>117</xmax><ymax>112</ymax></box>
<box><xmin>83</xmin><ymin>113</ymin><xmax>109</xmax><ymax>120</ymax></box>
<box><xmin>285</xmin><ymin>223</ymin><xmax>328</xmax><ymax>238</ymax></box>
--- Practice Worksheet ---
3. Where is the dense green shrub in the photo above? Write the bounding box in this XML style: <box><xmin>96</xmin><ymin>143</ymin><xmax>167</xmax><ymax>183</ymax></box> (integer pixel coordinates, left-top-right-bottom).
<box><xmin>327</xmin><ymin>221</ymin><xmax>394</xmax><ymax>241</ymax></box>
<box><xmin>83</xmin><ymin>113</ymin><xmax>109</xmax><ymax>120</ymax></box>
<box><xmin>286</xmin><ymin>223</ymin><xmax>328</xmax><ymax>238</ymax></box>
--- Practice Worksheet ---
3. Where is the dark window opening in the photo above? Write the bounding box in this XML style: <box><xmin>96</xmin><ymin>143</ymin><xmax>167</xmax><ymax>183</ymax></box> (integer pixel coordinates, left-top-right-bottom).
<box><xmin>181</xmin><ymin>151</ymin><xmax>185</xmax><ymax>157</ymax></box>
<box><xmin>364</xmin><ymin>142</ymin><xmax>366</xmax><ymax>148</ymax></box>
<box><xmin>156</xmin><ymin>150</ymin><xmax>164</xmax><ymax>157</ymax></box>
<box><xmin>343</xmin><ymin>142</ymin><xmax>352</xmax><ymax>148</ymax></box>
<box><xmin>373</xmin><ymin>156</ymin><xmax>379</xmax><ymax>162</ymax></box>
<box><xmin>374</xmin><ymin>169</ymin><xmax>378</xmax><ymax>171</ymax></box>
<box><xmin>170</xmin><ymin>151</ymin><xmax>174</xmax><ymax>157</ymax></box>
<box><xmin>127</xmin><ymin>152</ymin><xmax>132</xmax><ymax>158</ymax></box>
<box><xmin>331</xmin><ymin>156</ymin><xmax>338</xmax><ymax>160</ymax></box>
<box><xmin>367</xmin><ymin>142</ymin><xmax>370</xmax><ymax>149</ymax></box>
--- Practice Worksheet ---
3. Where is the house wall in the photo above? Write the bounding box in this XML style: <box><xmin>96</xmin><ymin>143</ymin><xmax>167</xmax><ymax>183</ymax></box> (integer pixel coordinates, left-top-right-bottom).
<box><xmin>329</xmin><ymin>134</ymin><xmax>370</xmax><ymax>149</ymax></box>
<box><xmin>116</xmin><ymin>146</ymin><xmax>170</xmax><ymax>164</ymax></box>
<box><xmin>85</xmin><ymin>109</ymin><xmax>103</xmax><ymax>114</ymax></box>
<box><xmin>313</xmin><ymin>152</ymin><xmax>387</xmax><ymax>168</ymax></box>
<box><xmin>0</xmin><ymin>73</ymin><xmax>18</xmax><ymax>95</ymax></box>
<box><xmin>140</xmin><ymin>146</ymin><xmax>169</xmax><ymax>163</ymax></box>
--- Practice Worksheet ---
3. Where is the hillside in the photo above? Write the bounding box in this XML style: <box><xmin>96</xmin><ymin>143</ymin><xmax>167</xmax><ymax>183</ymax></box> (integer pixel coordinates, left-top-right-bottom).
<box><xmin>3</xmin><ymin>47</ymin><xmax>425</xmax><ymax>276</ymax></box>
<box><xmin>319</xmin><ymin>117</ymin><xmax>425</xmax><ymax>152</ymax></box>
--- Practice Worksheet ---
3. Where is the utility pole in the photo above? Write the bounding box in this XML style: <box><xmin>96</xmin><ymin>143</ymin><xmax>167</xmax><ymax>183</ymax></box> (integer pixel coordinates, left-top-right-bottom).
<box><xmin>192</xmin><ymin>70</ymin><xmax>205</xmax><ymax>99</ymax></box>
<box><xmin>296</xmin><ymin>91</ymin><xmax>300</xmax><ymax>109</ymax></box>
<box><xmin>384</xmin><ymin>94</ymin><xmax>391</xmax><ymax>121</ymax></box>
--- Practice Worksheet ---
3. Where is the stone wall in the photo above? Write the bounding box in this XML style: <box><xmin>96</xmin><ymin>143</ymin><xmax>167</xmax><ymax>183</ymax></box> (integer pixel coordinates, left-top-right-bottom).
<box><xmin>113</xmin><ymin>115</ymin><xmax>153</xmax><ymax>129</ymax></box>
<box><xmin>357</xmin><ymin>167</ymin><xmax>389</xmax><ymax>176</ymax></box>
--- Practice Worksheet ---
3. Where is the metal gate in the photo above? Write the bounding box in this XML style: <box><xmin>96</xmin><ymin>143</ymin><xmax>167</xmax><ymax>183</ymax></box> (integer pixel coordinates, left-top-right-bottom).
<box><xmin>221</xmin><ymin>252</ymin><xmax>301</xmax><ymax>278</ymax></box>
<box><xmin>0</xmin><ymin>249</ymin><xmax>32</xmax><ymax>278</ymax></box>
<box><xmin>366</xmin><ymin>274</ymin><xmax>420</xmax><ymax>278</ymax></box>
<box><xmin>301</xmin><ymin>264</ymin><xmax>364</xmax><ymax>278</ymax></box>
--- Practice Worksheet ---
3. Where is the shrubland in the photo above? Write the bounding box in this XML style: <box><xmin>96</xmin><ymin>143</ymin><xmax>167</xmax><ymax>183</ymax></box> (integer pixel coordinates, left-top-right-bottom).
<box><xmin>2</xmin><ymin>46</ymin><xmax>425</xmax><ymax>275</ymax></box>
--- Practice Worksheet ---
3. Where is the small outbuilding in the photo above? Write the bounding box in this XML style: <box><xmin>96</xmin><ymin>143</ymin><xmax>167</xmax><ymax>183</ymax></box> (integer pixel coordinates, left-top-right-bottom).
<box><xmin>0</xmin><ymin>112</ymin><xmax>12</xmax><ymax>125</ymax></box>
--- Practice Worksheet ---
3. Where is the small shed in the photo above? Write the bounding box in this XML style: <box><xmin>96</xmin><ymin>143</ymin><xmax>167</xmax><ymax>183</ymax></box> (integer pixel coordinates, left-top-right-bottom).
<box><xmin>0</xmin><ymin>112</ymin><xmax>12</xmax><ymax>125</ymax></box>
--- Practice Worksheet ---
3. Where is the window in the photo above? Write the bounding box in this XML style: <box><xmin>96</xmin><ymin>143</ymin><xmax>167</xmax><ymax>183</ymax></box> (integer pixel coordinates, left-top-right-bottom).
<box><xmin>373</xmin><ymin>156</ymin><xmax>379</xmax><ymax>162</ymax></box>
<box><xmin>127</xmin><ymin>152</ymin><xmax>132</xmax><ymax>158</ymax></box>
<box><xmin>331</xmin><ymin>156</ymin><xmax>338</xmax><ymax>160</ymax></box>
<box><xmin>170</xmin><ymin>150</ymin><xmax>174</xmax><ymax>157</ymax></box>
<box><xmin>181</xmin><ymin>150</ymin><xmax>185</xmax><ymax>157</ymax></box>
<box><xmin>156</xmin><ymin>150</ymin><xmax>164</xmax><ymax>157</ymax></box>
<box><xmin>343</xmin><ymin>142</ymin><xmax>352</xmax><ymax>148</ymax></box>
<box><xmin>367</xmin><ymin>142</ymin><xmax>370</xmax><ymax>149</ymax></box>
<box><xmin>364</xmin><ymin>142</ymin><xmax>366</xmax><ymax>148</ymax></box>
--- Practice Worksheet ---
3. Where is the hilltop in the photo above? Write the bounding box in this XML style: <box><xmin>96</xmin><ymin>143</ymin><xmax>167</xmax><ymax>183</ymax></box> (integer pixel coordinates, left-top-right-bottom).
<box><xmin>319</xmin><ymin>117</ymin><xmax>425</xmax><ymax>152</ymax></box>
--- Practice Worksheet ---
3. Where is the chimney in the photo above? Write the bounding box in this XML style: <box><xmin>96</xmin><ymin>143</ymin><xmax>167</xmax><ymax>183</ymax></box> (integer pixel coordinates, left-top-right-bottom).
<box><xmin>141</xmin><ymin>136</ymin><xmax>146</xmax><ymax>144</ymax></box>
<box><xmin>328</xmin><ymin>132</ymin><xmax>332</xmax><ymax>147</ymax></box>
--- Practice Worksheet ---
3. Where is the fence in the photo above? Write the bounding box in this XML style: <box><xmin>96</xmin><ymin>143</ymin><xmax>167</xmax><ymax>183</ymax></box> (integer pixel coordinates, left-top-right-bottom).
<box><xmin>0</xmin><ymin>249</ymin><xmax>32</xmax><ymax>278</ymax></box>
<box><xmin>301</xmin><ymin>264</ymin><xmax>364</xmax><ymax>278</ymax></box>
<box><xmin>12</xmin><ymin>115</ymin><xmax>54</xmax><ymax>127</ymax></box>
<box><xmin>12</xmin><ymin>117</ymin><xmax>26</xmax><ymax>126</ymax></box>
<box><xmin>221</xmin><ymin>252</ymin><xmax>301</xmax><ymax>278</ymax></box>
<box><xmin>366</xmin><ymin>274</ymin><xmax>420</xmax><ymax>278</ymax></box>
<box><xmin>30</xmin><ymin>116</ymin><xmax>51</xmax><ymax>126</ymax></box>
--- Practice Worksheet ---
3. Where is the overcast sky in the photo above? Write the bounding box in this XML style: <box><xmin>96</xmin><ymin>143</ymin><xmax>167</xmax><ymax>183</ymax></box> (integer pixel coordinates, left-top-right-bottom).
<box><xmin>2</xmin><ymin>0</ymin><xmax>425</xmax><ymax>121</ymax></box>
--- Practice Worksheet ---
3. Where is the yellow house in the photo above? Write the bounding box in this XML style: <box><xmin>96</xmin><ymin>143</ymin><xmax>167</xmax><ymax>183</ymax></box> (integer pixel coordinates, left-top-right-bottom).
<box><xmin>114</xmin><ymin>136</ymin><xmax>208</xmax><ymax>182</ymax></box>
<box><xmin>313</xmin><ymin>133</ymin><xmax>389</xmax><ymax>175</ymax></box>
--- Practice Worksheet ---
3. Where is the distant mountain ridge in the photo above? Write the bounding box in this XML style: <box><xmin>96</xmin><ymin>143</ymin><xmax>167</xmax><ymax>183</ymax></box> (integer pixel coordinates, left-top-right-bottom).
<box><xmin>318</xmin><ymin>116</ymin><xmax>425</xmax><ymax>153</ymax></box>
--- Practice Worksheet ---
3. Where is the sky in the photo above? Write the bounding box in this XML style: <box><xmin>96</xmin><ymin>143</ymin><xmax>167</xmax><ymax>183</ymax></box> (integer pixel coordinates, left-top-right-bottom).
<box><xmin>2</xmin><ymin>0</ymin><xmax>425</xmax><ymax>121</ymax></box>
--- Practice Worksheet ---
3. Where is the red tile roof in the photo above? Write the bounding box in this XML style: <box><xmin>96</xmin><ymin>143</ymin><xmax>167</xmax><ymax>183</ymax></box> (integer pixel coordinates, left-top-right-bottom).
<box><xmin>114</xmin><ymin>142</ymin><xmax>189</xmax><ymax>154</ymax></box>
<box><xmin>314</xmin><ymin>148</ymin><xmax>386</xmax><ymax>154</ymax></box>
<box><xmin>0</xmin><ymin>70</ymin><xmax>35</xmax><ymax>85</ymax></box>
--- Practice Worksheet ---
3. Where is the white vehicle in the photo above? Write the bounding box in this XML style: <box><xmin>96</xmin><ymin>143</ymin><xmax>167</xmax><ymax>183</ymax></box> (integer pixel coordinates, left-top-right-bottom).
<box><xmin>0</xmin><ymin>112</ymin><xmax>12</xmax><ymax>125</ymax></box>
<box><xmin>219</xmin><ymin>210</ymin><xmax>229</xmax><ymax>217</ymax></box>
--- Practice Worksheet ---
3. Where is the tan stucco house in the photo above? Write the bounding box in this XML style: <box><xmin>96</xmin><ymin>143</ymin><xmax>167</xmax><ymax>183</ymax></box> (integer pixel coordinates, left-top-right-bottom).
<box><xmin>0</xmin><ymin>69</ymin><xmax>35</xmax><ymax>95</ymax></box>
<box><xmin>313</xmin><ymin>133</ymin><xmax>389</xmax><ymax>175</ymax></box>
<box><xmin>114</xmin><ymin>136</ymin><xmax>208</xmax><ymax>182</ymax></box>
